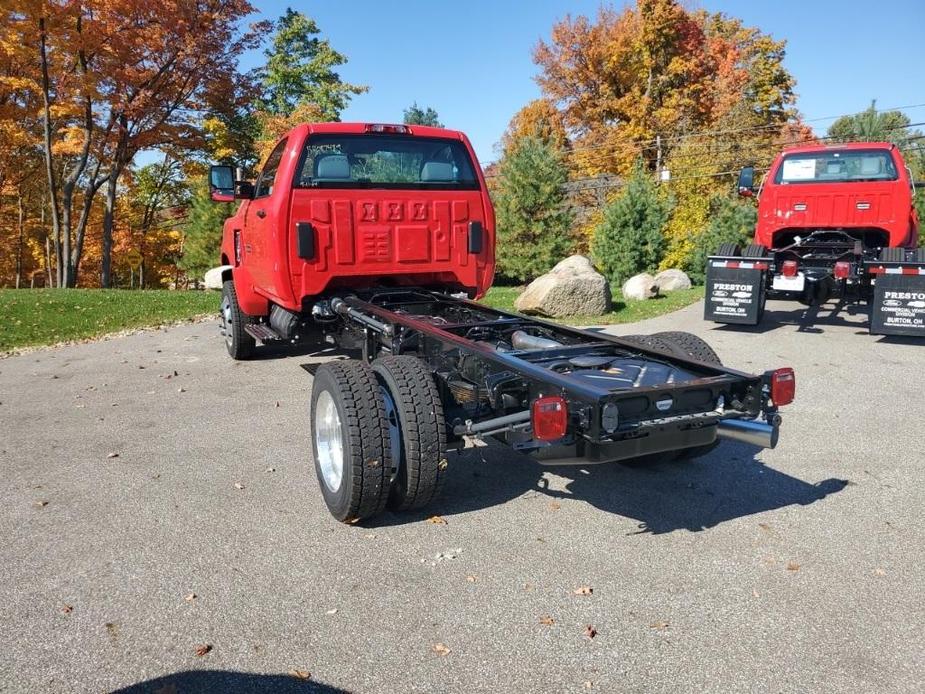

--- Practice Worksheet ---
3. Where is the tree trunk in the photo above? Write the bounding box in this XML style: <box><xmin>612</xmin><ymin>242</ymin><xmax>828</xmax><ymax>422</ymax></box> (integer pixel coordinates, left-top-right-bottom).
<box><xmin>15</xmin><ymin>191</ymin><xmax>25</xmax><ymax>289</ymax></box>
<box><xmin>101</xmin><ymin>171</ymin><xmax>118</xmax><ymax>288</ymax></box>
<box><xmin>39</xmin><ymin>17</ymin><xmax>64</xmax><ymax>289</ymax></box>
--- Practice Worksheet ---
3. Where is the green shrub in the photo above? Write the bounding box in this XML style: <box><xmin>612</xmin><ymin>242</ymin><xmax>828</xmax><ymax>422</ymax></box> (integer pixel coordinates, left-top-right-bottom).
<box><xmin>685</xmin><ymin>195</ymin><xmax>757</xmax><ymax>284</ymax></box>
<box><xmin>591</xmin><ymin>163</ymin><xmax>671</xmax><ymax>284</ymax></box>
<box><xmin>494</xmin><ymin>136</ymin><xmax>575</xmax><ymax>282</ymax></box>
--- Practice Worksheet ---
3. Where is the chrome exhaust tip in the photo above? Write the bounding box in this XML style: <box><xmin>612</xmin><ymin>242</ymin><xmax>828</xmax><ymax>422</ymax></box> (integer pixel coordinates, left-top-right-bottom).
<box><xmin>716</xmin><ymin>418</ymin><xmax>779</xmax><ymax>449</ymax></box>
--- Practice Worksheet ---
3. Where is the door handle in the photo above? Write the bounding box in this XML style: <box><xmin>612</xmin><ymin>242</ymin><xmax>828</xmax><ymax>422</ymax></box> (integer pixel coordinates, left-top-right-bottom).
<box><xmin>255</xmin><ymin>209</ymin><xmax>266</xmax><ymax>218</ymax></box>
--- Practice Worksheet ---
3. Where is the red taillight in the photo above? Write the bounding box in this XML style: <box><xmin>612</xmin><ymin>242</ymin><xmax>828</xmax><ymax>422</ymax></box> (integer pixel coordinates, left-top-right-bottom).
<box><xmin>365</xmin><ymin>123</ymin><xmax>410</xmax><ymax>134</ymax></box>
<box><xmin>781</xmin><ymin>260</ymin><xmax>799</xmax><ymax>278</ymax></box>
<box><xmin>770</xmin><ymin>368</ymin><xmax>795</xmax><ymax>406</ymax></box>
<box><xmin>532</xmin><ymin>396</ymin><xmax>568</xmax><ymax>441</ymax></box>
<box><xmin>834</xmin><ymin>261</ymin><xmax>850</xmax><ymax>279</ymax></box>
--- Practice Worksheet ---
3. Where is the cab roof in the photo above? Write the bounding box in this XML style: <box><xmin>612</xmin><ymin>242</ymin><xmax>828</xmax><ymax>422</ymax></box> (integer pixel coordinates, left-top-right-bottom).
<box><xmin>781</xmin><ymin>141</ymin><xmax>895</xmax><ymax>155</ymax></box>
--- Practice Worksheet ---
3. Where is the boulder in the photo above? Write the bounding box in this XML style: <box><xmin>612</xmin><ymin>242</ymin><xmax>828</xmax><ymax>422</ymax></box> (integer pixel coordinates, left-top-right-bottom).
<box><xmin>622</xmin><ymin>273</ymin><xmax>659</xmax><ymax>300</ymax></box>
<box><xmin>204</xmin><ymin>265</ymin><xmax>230</xmax><ymax>290</ymax></box>
<box><xmin>654</xmin><ymin>268</ymin><xmax>692</xmax><ymax>292</ymax></box>
<box><xmin>514</xmin><ymin>255</ymin><xmax>611</xmax><ymax>318</ymax></box>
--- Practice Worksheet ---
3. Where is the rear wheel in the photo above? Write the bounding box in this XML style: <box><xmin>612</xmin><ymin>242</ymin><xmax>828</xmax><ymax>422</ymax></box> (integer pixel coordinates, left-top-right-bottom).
<box><xmin>652</xmin><ymin>331</ymin><xmax>721</xmax><ymax>364</ymax></box>
<box><xmin>220</xmin><ymin>280</ymin><xmax>256</xmax><ymax>360</ymax></box>
<box><xmin>914</xmin><ymin>247</ymin><xmax>925</xmax><ymax>263</ymax></box>
<box><xmin>743</xmin><ymin>243</ymin><xmax>767</xmax><ymax>258</ymax></box>
<box><xmin>715</xmin><ymin>242</ymin><xmax>741</xmax><ymax>257</ymax></box>
<box><xmin>311</xmin><ymin>360</ymin><xmax>392</xmax><ymax>522</ymax></box>
<box><xmin>372</xmin><ymin>356</ymin><xmax>448</xmax><ymax>512</ymax></box>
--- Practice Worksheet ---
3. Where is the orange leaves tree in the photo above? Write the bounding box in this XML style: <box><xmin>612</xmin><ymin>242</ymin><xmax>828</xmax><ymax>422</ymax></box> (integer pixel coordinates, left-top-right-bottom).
<box><xmin>2</xmin><ymin>0</ymin><xmax>264</xmax><ymax>287</ymax></box>
<box><xmin>531</xmin><ymin>0</ymin><xmax>806</xmax><ymax>272</ymax></box>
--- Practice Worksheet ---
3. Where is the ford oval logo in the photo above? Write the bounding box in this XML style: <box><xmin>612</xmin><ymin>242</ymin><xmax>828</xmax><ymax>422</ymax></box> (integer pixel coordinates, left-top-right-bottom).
<box><xmin>656</xmin><ymin>397</ymin><xmax>673</xmax><ymax>412</ymax></box>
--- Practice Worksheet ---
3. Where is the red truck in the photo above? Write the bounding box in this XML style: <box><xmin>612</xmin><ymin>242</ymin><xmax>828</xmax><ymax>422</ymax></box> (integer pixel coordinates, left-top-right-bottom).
<box><xmin>209</xmin><ymin>122</ymin><xmax>794</xmax><ymax>522</ymax></box>
<box><xmin>705</xmin><ymin>142</ymin><xmax>925</xmax><ymax>336</ymax></box>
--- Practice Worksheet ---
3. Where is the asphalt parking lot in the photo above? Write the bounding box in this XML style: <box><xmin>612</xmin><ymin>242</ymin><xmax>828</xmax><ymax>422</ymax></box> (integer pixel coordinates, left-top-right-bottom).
<box><xmin>1</xmin><ymin>298</ymin><xmax>923</xmax><ymax>693</ymax></box>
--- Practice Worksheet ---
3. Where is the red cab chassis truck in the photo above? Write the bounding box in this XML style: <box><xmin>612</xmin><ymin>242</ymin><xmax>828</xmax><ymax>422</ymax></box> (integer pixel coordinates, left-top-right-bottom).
<box><xmin>705</xmin><ymin>142</ymin><xmax>925</xmax><ymax>336</ymax></box>
<box><xmin>210</xmin><ymin>122</ymin><xmax>795</xmax><ymax>522</ymax></box>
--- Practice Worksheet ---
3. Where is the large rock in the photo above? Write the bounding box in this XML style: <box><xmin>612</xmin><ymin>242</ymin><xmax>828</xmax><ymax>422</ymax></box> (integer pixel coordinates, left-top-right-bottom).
<box><xmin>514</xmin><ymin>255</ymin><xmax>611</xmax><ymax>318</ymax></box>
<box><xmin>204</xmin><ymin>265</ymin><xmax>231</xmax><ymax>290</ymax></box>
<box><xmin>654</xmin><ymin>268</ymin><xmax>692</xmax><ymax>292</ymax></box>
<box><xmin>622</xmin><ymin>273</ymin><xmax>659</xmax><ymax>300</ymax></box>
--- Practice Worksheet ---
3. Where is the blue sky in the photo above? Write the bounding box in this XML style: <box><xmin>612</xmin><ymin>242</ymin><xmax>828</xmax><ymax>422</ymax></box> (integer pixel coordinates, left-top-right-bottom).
<box><xmin>242</xmin><ymin>0</ymin><xmax>925</xmax><ymax>165</ymax></box>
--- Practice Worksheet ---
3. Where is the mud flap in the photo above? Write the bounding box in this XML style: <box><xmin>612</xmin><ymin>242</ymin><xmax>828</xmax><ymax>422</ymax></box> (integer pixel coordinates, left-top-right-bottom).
<box><xmin>868</xmin><ymin>263</ymin><xmax>925</xmax><ymax>337</ymax></box>
<box><xmin>704</xmin><ymin>258</ymin><xmax>768</xmax><ymax>325</ymax></box>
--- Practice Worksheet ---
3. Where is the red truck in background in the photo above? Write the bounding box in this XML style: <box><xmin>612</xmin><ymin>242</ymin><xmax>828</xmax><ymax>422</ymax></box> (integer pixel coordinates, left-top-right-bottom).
<box><xmin>705</xmin><ymin>142</ymin><xmax>925</xmax><ymax>337</ymax></box>
<box><xmin>207</xmin><ymin>122</ymin><xmax>794</xmax><ymax>523</ymax></box>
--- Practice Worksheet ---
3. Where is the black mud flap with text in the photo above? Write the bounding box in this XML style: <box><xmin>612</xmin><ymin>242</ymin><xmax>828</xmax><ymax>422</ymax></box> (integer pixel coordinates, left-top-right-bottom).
<box><xmin>868</xmin><ymin>263</ymin><xmax>925</xmax><ymax>337</ymax></box>
<box><xmin>704</xmin><ymin>258</ymin><xmax>768</xmax><ymax>325</ymax></box>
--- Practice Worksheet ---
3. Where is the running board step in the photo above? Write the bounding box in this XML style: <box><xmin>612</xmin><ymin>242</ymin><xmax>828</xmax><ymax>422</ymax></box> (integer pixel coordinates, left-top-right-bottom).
<box><xmin>245</xmin><ymin>323</ymin><xmax>283</xmax><ymax>342</ymax></box>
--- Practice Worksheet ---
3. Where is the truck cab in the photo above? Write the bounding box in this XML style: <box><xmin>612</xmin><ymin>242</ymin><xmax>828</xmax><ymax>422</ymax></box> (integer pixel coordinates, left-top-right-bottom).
<box><xmin>210</xmin><ymin>122</ymin><xmax>495</xmax><ymax>357</ymax></box>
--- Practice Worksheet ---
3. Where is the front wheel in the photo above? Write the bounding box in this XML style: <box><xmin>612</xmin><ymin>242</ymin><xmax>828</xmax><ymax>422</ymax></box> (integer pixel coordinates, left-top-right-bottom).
<box><xmin>220</xmin><ymin>280</ymin><xmax>256</xmax><ymax>360</ymax></box>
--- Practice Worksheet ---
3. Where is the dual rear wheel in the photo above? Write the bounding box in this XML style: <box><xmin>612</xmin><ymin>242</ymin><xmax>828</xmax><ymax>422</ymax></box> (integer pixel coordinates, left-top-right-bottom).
<box><xmin>311</xmin><ymin>356</ymin><xmax>447</xmax><ymax>523</ymax></box>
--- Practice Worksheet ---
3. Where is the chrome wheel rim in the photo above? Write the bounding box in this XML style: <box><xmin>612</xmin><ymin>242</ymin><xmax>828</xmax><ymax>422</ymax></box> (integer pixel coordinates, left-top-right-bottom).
<box><xmin>315</xmin><ymin>390</ymin><xmax>344</xmax><ymax>493</ymax></box>
<box><xmin>221</xmin><ymin>294</ymin><xmax>233</xmax><ymax>348</ymax></box>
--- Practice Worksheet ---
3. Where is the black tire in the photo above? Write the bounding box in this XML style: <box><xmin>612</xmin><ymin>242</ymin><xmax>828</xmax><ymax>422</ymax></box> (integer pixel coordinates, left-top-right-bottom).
<box><xmin>652</xmin><ymin>331</ymin><xmax>722</xmax><ymax>364</ymax></box>
<box><xmin>915</xmin><ymin>247</ymin><xmax>925</xmax><ymax>263</ymax></box>
<box><xmin>618</xmin><ymin>333</ymin><xmax>684</xmax><ymax>357</ymax></box>
<box><xmin>742</xmin><ymin>243</ymin><xmax>767</xmax><ymax>258</ymax></box>
<box><xmin>715</xmin><ymin>242</ymin><xmax>741</xmax><ymax>257</ymax></box>
<box><xmin>221</xmin><ymin>280</ymin><xmax>256</xmax><ymax>360</ymax></box>
<box><xmin>372</xmin><ymin>356</ymin><xmax>448</xmax><ymax>512</ymax></box>
<box><xmin>879</xmin><ymin>247</ymin><xmax>905</xmax><ymax>263</ymax></box>
<box><xmin>311</xmin><ymin>360</ymin><xmax>392</xmax><ymax>522</ymax></box>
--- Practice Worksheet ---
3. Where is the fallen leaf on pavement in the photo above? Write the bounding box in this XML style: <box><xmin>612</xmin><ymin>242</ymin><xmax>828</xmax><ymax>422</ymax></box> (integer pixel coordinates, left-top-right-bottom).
<box><xmin>61</xmin><ymin>604</ymin><xmax>73</xmax><ymax>614</ymax></box>
<box><xmin>584</xmin><ymin>682</ymin><xmax>593</xmax><ymax>689</ymax></box>
<box><xmin>33</xmin><ymin>500</ymin><xmax>48</xmax><ymax>508</ymax></box>
<box><xmin>549</xmin><ymin>501</ymin><xmax>561</xmax><ymax>511</ymax></box>
<box><xmin>107</xmin><ymin>452</ymin><xmax>120</xmax><ymax>459</ymax></box>
<box><xmin>752</xmin><ymin>589</ymin><xmax>760</xmax><ymax>598</ymax></box>
<box><xmin>523</xmin><ymin>583</ymin><xmax>534</xmax><ymax>591</ymax></box>
<box><xmin>184</xmin><ymin>593</ymin><xmax>196</xmax><ymax>602</ymax></box>
<box><xmin>275</xmin><ymin>401</ymin><xmax>280</xmax><ymax>408</ymax></box>
<box><xmin>786</xmin><ymin>562</ymin><xmax>800</xmax><ymax>572</ymax></box>
<box><xmin>234</xmin><ymin>482</ymin><xmax>245</xmax><ymax>490</ymax></box>
<box><xmin>758</xmin><ymin>522</ymin><xmax>771</xmax><ymax>531</ymax></box>
<box><xmin>649</xmin><ymin>621</ymin><xmax>669</xmax><ymax>630</ymax></box>
<box><xmin>432</xmin><ymin>643</ymin><xmax>451</xmax><ymax>656</ymax></box>
<box><xmin>427</xmin><ymin>515</ymin><xmax>447</xmax><ymax>525</ymax></box>
<box><xmin>539</xmin><ymin>616</ymin><xmax>555</xmax><ymax>626</ymax></box>
<box><xmin>265</xmin><ymin>467</ymin><xmax>276</xmax><ymax>473</ymax></box>
<box><xmin>177</xmin><ymin>387</ymin><xmax>186</xmax><ymax>393</ymax></box>
<box><xmin>289</xmin><ymin>670</ymin><xmax>311</xmax><ymax>680</ymax></box>
<box><xmin>874</xmin><ymin>567</ymin><xmax>886</xmax><ymax>576</ymax></box>
<box><xmin>573</xmin><ymin>586</ymin><xmax>593</xmax><ymax>596</ymax></box>
<box><xmin>326</xmin><ymin>608</ymin><xmax>338</xmax><ymax>615</ymax></box>
<box><xmin>466</xmin><ymin>575</ymin><xmax>478</xmax><ymax>583</ymax></box>
<box><xmin>583</xmin><ymin>625</ymin><xmax>597</xmax><ymax>639</ymax></box>
<box><xmin>194</xmin><ymin>644</ymin><xmax>212</xmax><ymax>657</ymax></box>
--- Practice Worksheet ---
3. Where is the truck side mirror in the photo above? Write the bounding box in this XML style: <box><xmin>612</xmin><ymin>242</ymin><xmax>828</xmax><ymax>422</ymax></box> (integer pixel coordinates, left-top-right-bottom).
<box><xmin>737</xmin><ymin>166</ymin><xmax>755</xmax><ymax>197</ymax></box>
<box><xmin>210</xmin><ymin>165</ymin><xmax>236</xmax><ymax>202</ymax></box>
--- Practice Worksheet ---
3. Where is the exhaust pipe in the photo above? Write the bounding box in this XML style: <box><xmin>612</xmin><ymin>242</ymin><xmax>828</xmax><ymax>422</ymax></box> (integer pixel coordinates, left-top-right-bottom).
<box><xmin>716</xmin><ymin>418</ymin><xmax>779</xmax><ymax>449</ymax></box>
<box><xmin>511</xmin><ymin>330</ymin><xmax>563</xmax><ymax>350</ymax></box>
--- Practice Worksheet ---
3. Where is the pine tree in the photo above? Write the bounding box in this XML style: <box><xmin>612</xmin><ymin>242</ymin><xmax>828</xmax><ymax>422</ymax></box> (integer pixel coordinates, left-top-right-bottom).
<box><xmin>685</xmin><ymin>196</ymin><xmax>757</xmax><ymax>284</ymax></box>
<box><xmin>493</xmin><ymin>136</ymin><xmax>575</xmax><ymax>282</ymax></box>
<box><xmin>179</xmin><ymin>181</ymin><xmax>233</xmax><ymax>281</ymax></box>
<box><xmin>591</xmin><ymin>164</ymin><xmax>671</xmax><ymax>284</ymax></box>
<box><xmin>403</xmin><ymin>103</ymin><xmax>442</xmax><ymax>127</ymax></box>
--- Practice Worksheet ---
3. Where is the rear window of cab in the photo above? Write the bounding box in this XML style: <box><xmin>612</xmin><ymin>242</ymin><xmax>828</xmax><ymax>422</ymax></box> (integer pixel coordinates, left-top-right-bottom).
<box><xmin>773</xmin><ymin>149</ymin><xmax>898</xmax><ymax>184</ymax></box>
<box><xmin>295</xmin><ymin>134</ymin><xmax>480</xmax><ymax>190</ymax></box>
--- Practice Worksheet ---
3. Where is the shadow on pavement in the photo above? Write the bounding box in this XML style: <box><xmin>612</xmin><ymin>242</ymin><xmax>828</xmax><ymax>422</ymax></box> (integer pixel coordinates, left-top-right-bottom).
<box><xmin>374</xmin><ymin>441</ymin><xmax>848</xmax><ymax>535</ymax></box>
<box><xmin>113</xmin><ymin>669</ymin><xmax>348</xmax><ymax>693</ymax></box>
<box><xmin>710</xmin><ymin>299</ymin><xmax>869</xmax><ymax>335</ymax></box>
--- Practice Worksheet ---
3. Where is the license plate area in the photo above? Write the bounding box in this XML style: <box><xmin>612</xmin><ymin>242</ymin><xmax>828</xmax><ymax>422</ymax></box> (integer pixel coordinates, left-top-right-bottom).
<box><xmin>772</xmin><ymin>273</ymin><xmax>805</xmax><ymax>292</ymax></box>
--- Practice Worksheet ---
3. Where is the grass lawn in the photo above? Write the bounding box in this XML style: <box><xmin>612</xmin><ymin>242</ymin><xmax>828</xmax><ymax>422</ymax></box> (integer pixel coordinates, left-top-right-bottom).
<box><xmin>0</xmin><ymin>289</ymin><xmax>218</xmax><ymax>352</ymax></box>
<box><xmin>480</xmin><ymin>284</ymin><xmax>705</xmax><ymax>325</ymax></box>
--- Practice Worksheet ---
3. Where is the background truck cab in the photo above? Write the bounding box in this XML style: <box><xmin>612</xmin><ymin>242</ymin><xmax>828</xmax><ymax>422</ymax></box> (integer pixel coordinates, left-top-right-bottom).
<box><xmin>704</xmin><ymin>142</ymin><xmax>925</xmax><ymax>336</ymax></box>
<box><xmin>211</xmin><ymin>123</ymin><xmax>495</xmax><ymax>334</ymax></box>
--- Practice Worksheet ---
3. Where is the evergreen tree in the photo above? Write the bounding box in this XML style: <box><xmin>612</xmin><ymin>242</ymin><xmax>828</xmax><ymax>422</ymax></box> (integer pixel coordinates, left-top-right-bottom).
<box><xmin>685</xmin><ymin>196</ymin><xmax>757</xmax><ymax>284</ymax></box>
<box><xmin>258</xmin><ymin>9</ymin><xmax>367</xmax><ymax>120</ymax></box>
<box><xmin>179</xmin><ymin>181</ymin><xmax>233</xmax><ymax>281</ymax></box>
<box><xmin>591</xmin><ymin>164</ymin><xmax>671</xmax><ymax>284</ymax></box>
<box><xmin>493</xmin><ymin>136</ymin><xmax>575</xmax><ymax>282</ymax></box>
<box><xmin>403</xmin><ymin>103</ymin><xmax>443</xmax><ymax>127</ymax></box>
